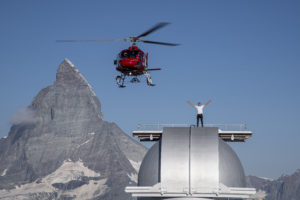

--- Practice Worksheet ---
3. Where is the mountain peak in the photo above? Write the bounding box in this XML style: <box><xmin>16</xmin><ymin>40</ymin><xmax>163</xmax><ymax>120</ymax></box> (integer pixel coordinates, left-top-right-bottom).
<box><xmin>0</xmin><ymin>60</ymin><xmax>147</xmax><ymax>199</ymax></box>
<box><xmin>55</xmin><ymin>59</ymin><xmax>92</xmax><ymax>90</ymax></box>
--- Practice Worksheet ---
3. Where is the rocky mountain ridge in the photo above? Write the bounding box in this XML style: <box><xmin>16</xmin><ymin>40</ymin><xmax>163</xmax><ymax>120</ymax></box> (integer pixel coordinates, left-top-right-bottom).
<box><xmin>0</xmin><ymin>59</ymin><xmax>147</xmax><ymax>200</ymax></box>
<box><xmin>247</xmin><ymin>169</ymin><xmax>300</xmax><ymax>200</ymax></box>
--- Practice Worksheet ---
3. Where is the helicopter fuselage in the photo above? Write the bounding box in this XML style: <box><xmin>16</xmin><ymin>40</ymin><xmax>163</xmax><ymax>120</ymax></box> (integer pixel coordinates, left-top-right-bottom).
<box><xmin>115</xmin><ymin>46</ymin><xmax>148</xmax><ymax>76</ymax></box>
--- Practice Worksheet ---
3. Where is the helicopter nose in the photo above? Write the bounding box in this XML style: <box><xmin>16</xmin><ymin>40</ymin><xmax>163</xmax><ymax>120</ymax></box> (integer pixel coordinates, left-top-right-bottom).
<box><xmin>120</xmin><ymin>59</ymin><xmax>138</xmax><ymax>67</ymax></box>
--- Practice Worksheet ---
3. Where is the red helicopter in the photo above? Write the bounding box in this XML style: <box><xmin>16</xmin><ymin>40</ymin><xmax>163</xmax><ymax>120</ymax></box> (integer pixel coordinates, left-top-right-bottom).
<box><xmin>57</xmin><ymin>22</ymin><xmax>179</xmax><ymax>88</ymax></box>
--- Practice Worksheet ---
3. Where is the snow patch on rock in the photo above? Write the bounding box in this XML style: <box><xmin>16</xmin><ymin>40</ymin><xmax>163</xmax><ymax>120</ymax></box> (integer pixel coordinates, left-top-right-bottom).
<box><xmin>77</xmin><ymin>139</ymin><xmax>91</xmax><ymax>148</ymax></box>
<box><xmin>258</xmin><ymin>176</ymin><xmax>273</xmax><ymax>181</ymax></box>
<box><xmin>129</xmin><ymin>160</ymin><xmax>141</xmax><ymax>172</ymax></box>
<box><xmin>127</xmin><ymin>173</ymin><xmax>138</xmax><ymax>183</ymax></box>
<box><xmin>1</xmin><ymin>169</ymin><xmax>8</xmax><ymax>176</ymax></box>
<box><xmin>42</xmin><ymin>160</ymin><xmax>101</xmax><ymax>184</ymax></box>
<box><xmin>64</xmin><ymin>58</ymin><xmax>75</xmax><ymax>68</ymax></box>
<box><xmin>61</xmin><ymin>178</ymin><xmax>108</xmax><ymax>200</ymax></box>
<box><xmin>251</xmin><ymin>189</ymin><xmax>267</xmax><ymax>199</ymax></box>
<box><xmin>0</xmin><ymin>178</ymin><xmax>107</xmax><ymax>200</ymax></box>
<box><xmin>0</xmin><ymin>181</ymin><xmax>54</xmax><ymax>199</ymax></box>
<box><xmin>0</xmin><ymin>160</ymin><xmax>106</xmax><ymax>199</ymax></box>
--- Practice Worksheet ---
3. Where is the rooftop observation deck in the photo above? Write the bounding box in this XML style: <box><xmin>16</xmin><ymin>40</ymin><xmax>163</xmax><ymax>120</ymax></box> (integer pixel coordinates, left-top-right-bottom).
<box><xmin>133</xmin><ymin>124</ymin><xmax>252</xmax><ymax>142</ymax></box>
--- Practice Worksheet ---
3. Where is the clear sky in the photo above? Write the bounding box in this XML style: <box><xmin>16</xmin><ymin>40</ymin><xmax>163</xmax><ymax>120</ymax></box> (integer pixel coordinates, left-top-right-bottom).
<box><xmin>0</xmin><ymin>0</ymin><xmax>299</xmax><ymax>179</ymax></box>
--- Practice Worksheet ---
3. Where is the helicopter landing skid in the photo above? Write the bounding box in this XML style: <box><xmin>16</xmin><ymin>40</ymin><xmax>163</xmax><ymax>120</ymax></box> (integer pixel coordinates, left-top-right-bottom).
<box><xmin>144</xmin><ymin>71</ymin><xmax>155</xmax><ymax>86</ymax></box>
<box><xmin>116</xmin><ymin>75</ymin><xmax>126</xmax><ymax>88</ymax></box>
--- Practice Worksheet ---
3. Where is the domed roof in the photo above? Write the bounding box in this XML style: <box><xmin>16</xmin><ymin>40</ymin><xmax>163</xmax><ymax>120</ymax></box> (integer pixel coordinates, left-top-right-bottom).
<box><xmin>131</xmin><ymin>127</ymin><xmax>252</xmax><ymax>200</ymax></box>
<box><xmin>219</xmin><ymin>138</ymin><xmax>246</xmax><ymax>187</ymax></box>
<box><xmin>138</xmin><ymin>142</ymin><xmax>160</xmax><ymax>186</ymax></box>
<box><xmin>138</xmin><ymin>138</ymin><xmax>246</xmax><ymax>188</ymax></box>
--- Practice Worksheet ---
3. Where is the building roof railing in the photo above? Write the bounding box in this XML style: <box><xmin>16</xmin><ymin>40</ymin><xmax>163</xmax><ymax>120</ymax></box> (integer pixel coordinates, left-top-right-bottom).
<box><xmin>133</xmin><ymin>123</ymin><xmax>252</xmax><ymax>142</ymax></box>
<box><xmin>137</xmin><ymin>123</ymin><xmax>247</xmax><ymax>131</ymax></box>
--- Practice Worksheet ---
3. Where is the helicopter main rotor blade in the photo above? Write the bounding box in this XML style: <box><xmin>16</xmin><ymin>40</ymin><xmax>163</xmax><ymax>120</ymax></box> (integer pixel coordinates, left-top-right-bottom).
<box><xmin>56</xmin><ymin>39</ymin><xmax>127</xmax><ymax>43</ymax></box>
<box><xmin>141</xmin><ymin>40</ymin><xmax>180</xmax><ymax>46</ymax></box>
<box><xmin>136</xmin><ymin>22</ymin><xmax>170</xmax><ymax>38</ymax></box>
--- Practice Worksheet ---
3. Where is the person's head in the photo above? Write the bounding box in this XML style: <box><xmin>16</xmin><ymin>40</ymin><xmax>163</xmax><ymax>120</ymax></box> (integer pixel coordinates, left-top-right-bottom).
<box><xmin>198</xmin><ymin>102</ymin><xmax>201</xmax><ymax>106</ymax></box>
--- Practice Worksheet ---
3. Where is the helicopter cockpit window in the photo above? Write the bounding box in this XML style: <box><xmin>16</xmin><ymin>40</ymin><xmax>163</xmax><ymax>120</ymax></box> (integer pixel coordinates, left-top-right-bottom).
<box><xmin>120</xmin><ymin>50</ymin><xmax>141</xmax><ymax>59</ymax></box>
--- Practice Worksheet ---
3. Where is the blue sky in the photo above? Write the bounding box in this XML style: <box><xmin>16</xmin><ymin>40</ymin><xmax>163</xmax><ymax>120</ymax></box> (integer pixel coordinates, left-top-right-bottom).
<box><xmin>0</xmin><ymin>0</ymin><xmax>299</xmax><ymax>179</ymax></box>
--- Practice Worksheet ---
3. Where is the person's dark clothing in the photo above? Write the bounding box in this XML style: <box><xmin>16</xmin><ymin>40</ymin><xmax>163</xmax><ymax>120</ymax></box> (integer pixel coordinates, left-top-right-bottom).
<box><xmin>197</xmin><ymin>114</ymin><xmax>203</xmax><ymax>127</ymax></box>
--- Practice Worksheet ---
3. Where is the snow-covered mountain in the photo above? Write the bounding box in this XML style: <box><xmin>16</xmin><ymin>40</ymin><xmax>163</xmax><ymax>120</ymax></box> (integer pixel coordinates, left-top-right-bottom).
<box><xmin>0</xmin><ymin>59</ymin><xmax>147</xmax><ymax>200</ymax></box>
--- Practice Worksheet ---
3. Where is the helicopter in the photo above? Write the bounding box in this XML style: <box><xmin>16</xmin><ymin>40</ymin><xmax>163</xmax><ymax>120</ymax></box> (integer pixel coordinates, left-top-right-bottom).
<box><xmin>57</xmin><ymin>22</ymin><xmax>179</xmax><ymax>88</ymax></box>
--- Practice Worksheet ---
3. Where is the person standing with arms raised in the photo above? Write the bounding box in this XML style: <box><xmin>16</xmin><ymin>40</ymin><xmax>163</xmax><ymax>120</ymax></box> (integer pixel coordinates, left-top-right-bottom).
<box><xmin>187</xmin><ymin>100</ymin><xmax>212</xmax><ymax>127</ymax></box>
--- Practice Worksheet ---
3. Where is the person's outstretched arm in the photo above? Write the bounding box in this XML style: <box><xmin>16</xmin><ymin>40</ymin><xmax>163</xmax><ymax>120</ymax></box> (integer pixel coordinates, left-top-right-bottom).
<box><xmin>187</xmin><ymin>100</ymin><xmax>196</xmax><ymax>108</ymax></box>
<box><xmin>204</xmin><ymin>100</ymin><xmax>212</xmax><ymax>107</ymax></box>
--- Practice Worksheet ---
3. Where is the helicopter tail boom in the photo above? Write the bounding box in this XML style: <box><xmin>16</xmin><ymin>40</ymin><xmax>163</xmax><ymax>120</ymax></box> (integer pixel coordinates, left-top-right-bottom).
<box><xmin>145</xmin><ymin>68</ymin><xmax>161</xmax><ymax>71</ymax></box>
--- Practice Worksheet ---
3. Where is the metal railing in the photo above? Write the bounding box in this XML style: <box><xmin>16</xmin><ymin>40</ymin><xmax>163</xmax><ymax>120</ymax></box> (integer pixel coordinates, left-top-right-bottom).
<box><xmin>136</xmin><ymin>123</ymin><xmax>247</xmax><ymax>131</ymax></box>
